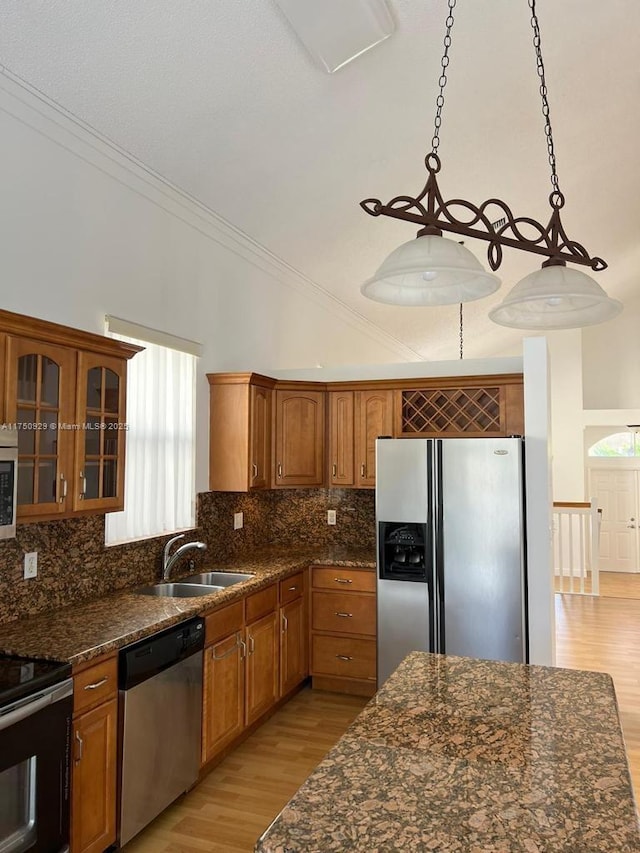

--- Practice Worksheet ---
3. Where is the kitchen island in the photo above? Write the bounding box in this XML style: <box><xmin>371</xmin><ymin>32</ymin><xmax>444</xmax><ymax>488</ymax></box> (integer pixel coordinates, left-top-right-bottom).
<box><xmin>256</xmin><ymin>652</ymin><xmax>640</xmax><ymax>852</ymax></box>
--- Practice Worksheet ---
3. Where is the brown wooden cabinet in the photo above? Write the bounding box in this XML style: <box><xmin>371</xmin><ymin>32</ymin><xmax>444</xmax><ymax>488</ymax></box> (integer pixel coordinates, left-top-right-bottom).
<box><xmin>279</xmin><ymin>572</ymin><xmax>308</xmax><ymax>696</ymax></box>
<box><xmin>207</xmin><ymin>373</ymin><xmax>275</xmax><ymax>491</ymax></box>
<box><xmin>71</xmin><ymin>655</ymin><xmax>118</xmax><ymax>853</ymax></box>
<box><xmin>202</xmin><ymin>578</ymin><xmax>309</xmax><ymax>767</ymax></box>
<box><xmin>274</xmin><ymin>387</ymin><xmax>325</xmax><ymax>487</ymax></box>
<box><xmin>328</xmin><ymin>390</ymin><xmax>355</xmax><ymax>486</ymax></box>
<box><xmin>310</xmin><ymin>566</ymin><xmax>377</xmax><ymax>697</ymax></box>
<box><xmin>0</xmin><ymin>309</ymin><xmax>140</xmax><ymax>522</ymax></box>
<box><xmin>354</xmin><ymin>389</ymin><xmax>393</xmax><ymax>488</ymax></box>
<box><xmin>202</xmin><ymin>601</ymin><xmax>245</xmax><ymax>764</ymax></box>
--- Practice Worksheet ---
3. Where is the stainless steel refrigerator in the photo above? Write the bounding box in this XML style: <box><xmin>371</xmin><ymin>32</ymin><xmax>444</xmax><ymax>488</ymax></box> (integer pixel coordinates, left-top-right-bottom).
<box><xmin>376</xmin><ymin>437</ymin><xmax>527</xmax><ymax>684</ymax></box>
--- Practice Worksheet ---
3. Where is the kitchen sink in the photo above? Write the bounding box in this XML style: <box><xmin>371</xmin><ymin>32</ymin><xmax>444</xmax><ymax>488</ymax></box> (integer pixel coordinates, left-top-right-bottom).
<box><xmin>135</xmin><ymin>582</ymin><xmax>224</xmax><ymax>598</ymax></box>
<box><xmin>179</xmin><ymin>571</ymin><xmax>255</xmax><ymax>587</ymax></box>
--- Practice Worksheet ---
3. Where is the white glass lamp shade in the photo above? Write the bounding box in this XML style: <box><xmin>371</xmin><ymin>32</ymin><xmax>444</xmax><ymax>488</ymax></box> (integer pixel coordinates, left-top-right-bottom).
<box><xmin>361</xmin><ymin>234</ymin><xmax>501</xmax><ymax>306</ymax></box>
<box><xmin>489</xmin><ymin>263</ymin><xmax>623</xmax><ymax>330</ymax></box>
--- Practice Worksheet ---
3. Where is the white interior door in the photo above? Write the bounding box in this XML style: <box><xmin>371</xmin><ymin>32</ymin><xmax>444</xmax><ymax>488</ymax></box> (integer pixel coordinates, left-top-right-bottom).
<box><xmin>589</xmin><ymin>469</ymin><xmax>639</xmax><ymax>572</ymax></box>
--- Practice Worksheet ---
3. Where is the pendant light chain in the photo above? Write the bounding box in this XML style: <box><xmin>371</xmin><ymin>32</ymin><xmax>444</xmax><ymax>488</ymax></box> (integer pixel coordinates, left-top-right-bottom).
<box><xmin>528</xmin><ymin>0</ymin><xmax>562</xmax><ymax>201</ymax></box>
<box><xmin>431</xmin><ymin>0</ymin><xmax>457</xmax><ymax>155</ymax></box>
<box><xmin>459</xmin><ymin>303</ymin><xmax>464</xmax><ymax>360</ymax></box>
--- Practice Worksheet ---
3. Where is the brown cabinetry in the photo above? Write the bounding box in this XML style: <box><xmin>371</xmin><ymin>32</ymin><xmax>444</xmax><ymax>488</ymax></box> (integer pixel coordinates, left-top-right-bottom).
<box><xmin>274</xmin><ymin>387</ymin><xmax>325</xmax><ymax>487</ymax></box>
<box><xmin>354</xmin><ymin>389</ymin><xmax>393</xmax><ymax>487</ymax></box>
<box><xmin>0</xmin><ymin>309</ymin><xmax>140</xmax><ymax>522</ymax></box>
<box><xmin>207</xmin><ymin>373</ymin><xmax>275</xmax><ymax>491</ymax></box>
<box><xmin>310</xmin><ymin>566</ymin><xmax>377</xmax><ymax>697</ymax></box>
<box><xmin>279</xmin><ymin>572</ymin><xmax>308</xmax><ymax>696</ymax></box>
<box><xmin>328</xmin><ymin>390</ymin><xmax>354</xmax><ymax>486</ymax></box>
<box><xmin>71</xmin><ymin>655</ymin><xmax>118</xmax><ymax>853</ymax></box>
<box><xmin>202</xmin><ymin>577</ymin><xmax>308</xmax><ymax>767</ymax></box>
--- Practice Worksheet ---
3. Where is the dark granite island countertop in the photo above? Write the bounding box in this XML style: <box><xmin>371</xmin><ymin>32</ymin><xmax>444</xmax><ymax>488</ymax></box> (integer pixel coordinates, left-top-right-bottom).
<box><xmin>256</xmin><ymin>652</ymin><xmax>640</xmax><ymax>853</ymax></box>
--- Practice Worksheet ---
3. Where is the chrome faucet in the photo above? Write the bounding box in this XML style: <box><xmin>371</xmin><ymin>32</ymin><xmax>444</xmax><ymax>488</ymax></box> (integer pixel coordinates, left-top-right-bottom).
<box><xmin>162</xmin><ymin>533</ymin><xmax>207</xmax><ymax>581</ymax></box>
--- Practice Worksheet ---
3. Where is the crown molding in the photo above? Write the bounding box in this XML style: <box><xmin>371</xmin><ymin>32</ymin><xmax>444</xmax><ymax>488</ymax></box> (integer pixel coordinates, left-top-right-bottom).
<box><xmin>0</xmin><ymin>67</ymin><xmax>421</xmax><ymax>363</ymax></box>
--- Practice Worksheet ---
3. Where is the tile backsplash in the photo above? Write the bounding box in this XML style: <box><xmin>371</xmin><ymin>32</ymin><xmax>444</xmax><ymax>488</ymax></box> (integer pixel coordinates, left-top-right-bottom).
<box><xmin>0</xmin><ymin>489</ymin><xmax>375</xmax><ymax>625</ymax></box>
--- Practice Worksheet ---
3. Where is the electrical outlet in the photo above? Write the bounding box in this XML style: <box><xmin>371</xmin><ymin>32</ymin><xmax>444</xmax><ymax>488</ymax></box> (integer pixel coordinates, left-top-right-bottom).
<box><xmin>24</xmin><ymin>552</ymin><xmax>38</xmax><ymax>579</ymax></box>
<box><xmin>233</xmin><ymin>512</ymin><xmax>244</xmax><ymax>530</ymax></box>
<box><xmin>327</xmin><ymin>510</ymin><xmax>337</xmax><ymax>526</ymax></box>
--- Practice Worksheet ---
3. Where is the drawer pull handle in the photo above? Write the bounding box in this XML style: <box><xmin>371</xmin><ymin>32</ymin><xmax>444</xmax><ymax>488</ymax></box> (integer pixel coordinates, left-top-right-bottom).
<box><xmin>212</xmin><ymin>634</ymin><xmax>241</xmax><ymax>660</ymax></box>
<box><xmin>84</xmin><ymin>676</ymin><xmax>109</xmax><ymax>691</ymax></box>
<box><xmin>334</xmin><ymin>578</ymin><xmax>353</xmax><ymax>584</ymax></box>
<box><xmin>336</xmin><ymin>655</ymin><xmax>353</xmax><ymax>662</ymax></box>
<box><xmin>335</xmin><ymin>612</ymin><xmax>353</xmax><ymax>618</ymax></box>
<box><xmin>288</xmin><ymin>585</ymin><xmax>298</xmax><ymax>591</ymax></box>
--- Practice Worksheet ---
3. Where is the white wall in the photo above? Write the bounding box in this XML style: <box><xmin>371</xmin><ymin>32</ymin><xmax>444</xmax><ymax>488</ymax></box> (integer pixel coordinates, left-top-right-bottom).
<box><xmin>547</xmin><ymin>331</ymin><xmax>585</xmax><ymax>501</ymax></box>
<box><xmin>0</xmin><ymin>74</ymin><xmax>416</xmax><ymax>493</ymax></box>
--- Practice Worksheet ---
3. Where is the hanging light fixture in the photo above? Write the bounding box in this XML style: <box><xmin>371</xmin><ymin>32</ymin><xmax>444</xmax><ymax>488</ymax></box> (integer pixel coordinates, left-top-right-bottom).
<box><xmin>360</xmin><ymin>0</ymin><xmax>622</xmax><ymax>330</ymax></box>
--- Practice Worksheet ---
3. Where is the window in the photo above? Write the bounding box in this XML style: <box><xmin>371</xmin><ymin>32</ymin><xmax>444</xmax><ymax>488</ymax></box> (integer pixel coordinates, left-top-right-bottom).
<box><xmin>588</xmin><ymin>431</ymin><xmax>640</xmax><ymax>458</ymax></box>
<box><xmin>104</xmin><ymin>317</ymin><xmax>199</xmax><ymax>544</ymax></box>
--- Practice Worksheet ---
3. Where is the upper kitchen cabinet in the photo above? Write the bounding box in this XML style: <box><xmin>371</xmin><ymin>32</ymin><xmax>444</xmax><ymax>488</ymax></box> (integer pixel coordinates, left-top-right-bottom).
<box><xmin>273</xmin><ymin>386</ymin><xmax>325</xmax><ymax>487</ymax></box>
<box><xmin>73</xmin><ymin>354</ymin><xmax>128</xmax><ymax>512</ymax></box>
<box><xmin>0</xmin><ymin>309</ymin><xmax>141</xmax><ymax>522</ymax></box>
<box><xmin>208</xmin><ymin>373</ymin><xmax>275</xmax><ymax>492</ymax></box>
<box><xmin>328</xmin><ymin>388</ymin><xmax>393</xmax><ymax>489</ymax></box>
<box><xmin>355</xmin><ymin>389</ymin><xmax>393</xmax><ymax>488</ymax></box>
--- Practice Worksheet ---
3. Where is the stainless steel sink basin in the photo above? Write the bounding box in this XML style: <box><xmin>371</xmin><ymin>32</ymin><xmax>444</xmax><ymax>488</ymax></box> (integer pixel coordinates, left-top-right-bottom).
<box><xmin>135</xmin><ymin>582</ymin><xmax>224</xmax><ymax>598</ymax></box>
<box><xmin>179</xmin><ymin>571</ymin><xmax>255</xmax><ymax>587</ymax></box>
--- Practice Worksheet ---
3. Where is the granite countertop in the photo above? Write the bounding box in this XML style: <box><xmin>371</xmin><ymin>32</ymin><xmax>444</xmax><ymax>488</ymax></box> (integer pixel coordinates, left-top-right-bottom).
<box><xmin>0</xmin><ymin>546</ymin><xmax>375</xmax><ymax>666</ymax></box>
<box><xmin>256</xmin><ymin>651</ymin><xmax>640</xmax><ymax>853</ymax></box>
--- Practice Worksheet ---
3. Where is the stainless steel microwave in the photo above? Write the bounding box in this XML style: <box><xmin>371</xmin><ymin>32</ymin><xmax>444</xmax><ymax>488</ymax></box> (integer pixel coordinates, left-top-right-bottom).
<box><xmin>0</xmin><ymin>426</ymin><xmax>18</xmax><ymax>539</ymax></box>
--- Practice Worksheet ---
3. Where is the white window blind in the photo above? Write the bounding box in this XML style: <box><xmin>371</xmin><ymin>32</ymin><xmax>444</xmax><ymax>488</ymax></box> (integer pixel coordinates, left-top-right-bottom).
<box><xmin>105</xmin><ymin>319</ymin><xmax>199</xmax><ymax>545</ymax></box>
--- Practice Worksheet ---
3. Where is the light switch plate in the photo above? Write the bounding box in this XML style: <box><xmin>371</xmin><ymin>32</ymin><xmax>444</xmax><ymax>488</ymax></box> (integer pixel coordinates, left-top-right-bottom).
<box><xmin>233</xmin><ymin>512</ymin><xmax>244</xmax><ymax>530</ymax></box>
<box><xmin>327</xmin><ymin>510</ymin><xmax>337</xmax><ymax>526</ymax></box>
<box><xmin>24</xmin><ymin>552</ymin><xmax>38</xmax><ymax>579</ymax></box>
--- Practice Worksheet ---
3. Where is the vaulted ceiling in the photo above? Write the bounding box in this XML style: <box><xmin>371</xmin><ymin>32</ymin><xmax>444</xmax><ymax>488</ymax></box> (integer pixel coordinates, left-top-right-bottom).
<box><xmin>1</xmin><ymin>0</ymin><xmax>638</xmax><ymax>361</ymax></box>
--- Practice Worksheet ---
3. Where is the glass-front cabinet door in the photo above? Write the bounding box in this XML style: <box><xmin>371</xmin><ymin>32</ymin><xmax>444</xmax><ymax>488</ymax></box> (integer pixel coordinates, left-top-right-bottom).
<box><xmin>4</xmin><ymin>337</ymin><xmax>76</xmax><ymax>518</ymax></box>
<box><xmin>74</xmin><ymin>353</ymin><xmax>127</xmax><ymax>512</ymax></box>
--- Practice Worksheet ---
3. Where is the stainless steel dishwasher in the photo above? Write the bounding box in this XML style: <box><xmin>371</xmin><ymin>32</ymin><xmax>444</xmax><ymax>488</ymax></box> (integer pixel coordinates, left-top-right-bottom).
<box><xmin>118</xmin><ymin>616</ymin><xmax>204</xmax><ymax>847</ymax></box>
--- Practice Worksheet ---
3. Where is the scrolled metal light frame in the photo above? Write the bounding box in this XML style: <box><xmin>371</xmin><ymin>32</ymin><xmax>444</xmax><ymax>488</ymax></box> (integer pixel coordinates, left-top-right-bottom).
<box><xmin>360</xmin><ymin>151</ymin><xmax>607</xmax><ymax>274</ymax></box>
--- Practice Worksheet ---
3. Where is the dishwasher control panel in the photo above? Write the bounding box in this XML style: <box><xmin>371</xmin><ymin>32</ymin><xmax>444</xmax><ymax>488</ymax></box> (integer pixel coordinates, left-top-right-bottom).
<box><xmin>119</xmin><ymin>616</ymin><xmax>205</xmax><ymax>690</ymax></box>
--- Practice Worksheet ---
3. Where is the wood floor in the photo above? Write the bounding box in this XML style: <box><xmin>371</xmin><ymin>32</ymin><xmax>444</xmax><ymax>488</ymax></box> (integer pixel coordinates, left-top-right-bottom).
<box><xmin>124</xmin><ymin>589</ymin><xmax>640</xmax><ymax>852</ymax></box>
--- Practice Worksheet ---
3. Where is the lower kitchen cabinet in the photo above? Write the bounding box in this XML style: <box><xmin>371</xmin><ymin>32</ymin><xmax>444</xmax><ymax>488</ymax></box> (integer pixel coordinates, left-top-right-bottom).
<box><xmin>71</xmin><ymin>656</ymin><xmax>118</xmax><ymax>853</ymax></box>
<box><xmin>245</xmin><ymin>609</ymin><xmax>279</xmax><ymax>726</ymax></box>
<box><xmin>202</xmin><ymin>630</ymin><xmax>245</xmax><ymax>763</ymax></box>
<box><xmin>310</xmin><ymin>565</ymin><xmax>377</xmax><ymax>697</ymax></box>
<box><xmin>202</xmin><ymin>577</ymin><xmax>309</xmax><ymax>768</ymax></box>
<box><xmin>279</xmin><ymin>572</ymin><xmax>308</xmax><ymax>696</ymax></box>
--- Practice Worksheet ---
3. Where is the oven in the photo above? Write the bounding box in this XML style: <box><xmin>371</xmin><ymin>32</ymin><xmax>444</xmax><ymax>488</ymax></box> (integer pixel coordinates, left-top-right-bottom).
<box><xmin>0</xmin><ymin>426</ymin><xmax>18</xmax><ymax>539</ymax></box>
<box><xmin>0</xmin><ymin>656</ymin><xmax>73</xmax><ymax>853</ymax></box>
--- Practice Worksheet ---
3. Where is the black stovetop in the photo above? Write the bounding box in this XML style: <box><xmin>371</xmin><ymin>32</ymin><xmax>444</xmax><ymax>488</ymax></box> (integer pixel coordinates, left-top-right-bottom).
<box><xmin>0</xmin><ymin>654</ymin><xmax>72</xmax><ymax>708</ymax></box>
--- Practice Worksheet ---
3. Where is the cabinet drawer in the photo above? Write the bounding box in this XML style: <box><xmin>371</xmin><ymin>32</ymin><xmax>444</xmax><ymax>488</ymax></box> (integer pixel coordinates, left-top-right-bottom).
<box><xmin>312</xmin><ymin>591</ymin><xmax>376</xmax><ymax>636</ymax></box>
<box><xmin>73</xmin><ymin>656</ymin><xmax>117</xmax><ymax>715</ymax></box>
<box><xmin>279</xmin><ymin>571</ymin><xmax>305</xmax><ymax>605</ymax></box>
<box><xmin>205</xmin><ymin>600</ymin><xmax>244</xmax><ymax>646</ymax></box>
<box><xmin>312</xmin><ymin>635</ymin><xmax>376</xmax><ymax>680</ymax></box>
<box><xmin>312</xmin><ymin>566</ymin><xmax>376</xmax><ymax>593</ymax></box>
<box><xmin>246</xmin><ymin>583</ymin><xmax>277</xmax><ymax>623</ymax></box>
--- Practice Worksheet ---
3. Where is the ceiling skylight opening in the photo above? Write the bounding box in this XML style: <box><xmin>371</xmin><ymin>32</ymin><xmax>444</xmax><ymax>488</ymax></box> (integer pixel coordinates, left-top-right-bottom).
<box><xmin>273</xmin><ymin>0</ymin><xmax>395</xmax><ymax>73</ymax></box>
